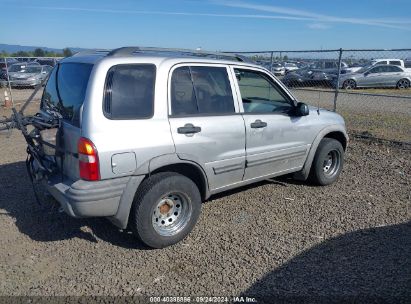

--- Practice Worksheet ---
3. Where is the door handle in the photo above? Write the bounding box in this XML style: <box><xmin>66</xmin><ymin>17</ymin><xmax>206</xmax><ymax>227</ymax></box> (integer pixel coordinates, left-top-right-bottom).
<box><xmin>250</xmin><ymin>119</ymin><xmax>267</xmax><ymax>128</ymax></box>
<box><xmin>177</xmin><ymin>123</ymin><xmax>202</xmax><ymax>134</ymax></box>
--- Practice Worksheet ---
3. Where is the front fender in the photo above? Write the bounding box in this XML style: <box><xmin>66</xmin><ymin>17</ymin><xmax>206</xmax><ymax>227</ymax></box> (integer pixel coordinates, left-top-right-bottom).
<box><xmin>293</xmin><ymin>124</ymin><xmax>348</xmax><ymax>181</ymax></box>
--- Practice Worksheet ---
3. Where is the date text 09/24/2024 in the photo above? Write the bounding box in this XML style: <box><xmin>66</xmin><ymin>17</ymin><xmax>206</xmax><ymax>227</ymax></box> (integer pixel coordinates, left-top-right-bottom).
<box><xmin>149</xmin><ymin>296</ymin><xmax>257</xmax><ymax>303</ymax></box>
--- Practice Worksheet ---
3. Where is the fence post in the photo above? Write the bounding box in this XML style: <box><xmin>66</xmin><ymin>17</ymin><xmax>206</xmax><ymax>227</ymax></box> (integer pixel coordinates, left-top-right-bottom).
<box><xmin>269</xmin><ymin>51</ymin><xmax>274</xmax><ymax>72</ymax></box>
<box><xmin>4</xmin><ymin>57</ymin><xmax>14</xmax><ymax>107</ymax></box>
<box><xmin>333</xmin><ymin>48</ymin><xmax>343</xmax><ymax>112</ymax></box>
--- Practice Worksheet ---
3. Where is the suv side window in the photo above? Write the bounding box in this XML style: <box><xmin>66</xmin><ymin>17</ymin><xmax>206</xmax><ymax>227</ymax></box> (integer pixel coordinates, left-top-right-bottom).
<box><xmin>369</xmin><ymin>66</ymin><xmax>383</xmax><ymax>73</ymax></box>
<box><xmin>234</xmin><ymin>68</ymin><xmax>293</xmax><ymax>114</ymax></box>
<box><xmin>104</xmin><ymin>64</ymin><xmax>156</xmax><ymax>119</ymax></box>
<box><xmin>389</xmin><ymin>61</ymin><xmax>401</xmax><ymax>66</ymax></box>
<box><xmin>171</xmin><ymin>66</ymin><xmax>235</xmax><ymax>116</ymax></box>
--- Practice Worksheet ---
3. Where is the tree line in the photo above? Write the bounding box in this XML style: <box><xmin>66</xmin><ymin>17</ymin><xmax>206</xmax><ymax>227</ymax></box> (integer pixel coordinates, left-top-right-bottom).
<box><xmin>0</xmin><ymin>47</ymin><xmax>73</xmax><ymax>58</ymax></box>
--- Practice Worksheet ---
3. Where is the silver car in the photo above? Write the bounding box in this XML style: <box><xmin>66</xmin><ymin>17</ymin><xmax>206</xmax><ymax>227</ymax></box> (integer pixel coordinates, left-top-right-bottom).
<box><xmin>271</xmin><ymin>62</ymin><xmax>285</xmax><ymax>76</ymax></box>
<box><xmin>30</xmin><ymin>47</ymin><xmax>348</xmax><ymax>248</ymax></box>
<box><xmin>339</xmin><ymin>64</ymin><xmax>411</xmax><ymax>89</ymax></box>
<box><xmin>2</xmin><ymin>64</ymin><xmax>52</xmax><ymax>88</ymax></box>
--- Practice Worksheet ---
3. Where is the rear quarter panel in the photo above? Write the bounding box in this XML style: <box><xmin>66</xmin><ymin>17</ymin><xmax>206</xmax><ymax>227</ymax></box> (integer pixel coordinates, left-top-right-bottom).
<box><xmin>81</xmin><ymin>58</ymin><xmax>175</xmax><ymax>180</ymax></box>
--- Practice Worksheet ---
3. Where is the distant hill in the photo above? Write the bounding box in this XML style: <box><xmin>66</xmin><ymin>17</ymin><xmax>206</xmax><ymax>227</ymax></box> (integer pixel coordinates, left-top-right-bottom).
<box><xmin>0</xmin><ymin>43</ymin><xmax>86</xmax><ymax>53</ymax></box>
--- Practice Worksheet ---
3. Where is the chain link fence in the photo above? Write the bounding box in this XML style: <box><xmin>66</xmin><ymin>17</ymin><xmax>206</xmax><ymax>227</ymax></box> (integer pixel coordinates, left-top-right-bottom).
<box><xmin>231</xmin><ymin>49</ymin><xmax>411</xmax><ymax>144</ymax></box>
<box><xmin>1</xmin><ymin>51</ymin><xmax>411</xmax><ymax>144</ymax></box>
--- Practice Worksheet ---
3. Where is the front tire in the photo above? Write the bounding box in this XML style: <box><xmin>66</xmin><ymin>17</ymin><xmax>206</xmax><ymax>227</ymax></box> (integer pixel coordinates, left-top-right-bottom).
<box><xmin>342</xmin><ymin>79</ymin><xmax>356</xmax><ymax>89</ymax></box>
<box><xmin>129</xmin><ymin>172</ymin><xmax>202</xmax><ymax>248</ymax></box>
<box><xmin>309</xmin><ymin>138</ymin><xmax>344</xmax><ymax>186</ymax></box>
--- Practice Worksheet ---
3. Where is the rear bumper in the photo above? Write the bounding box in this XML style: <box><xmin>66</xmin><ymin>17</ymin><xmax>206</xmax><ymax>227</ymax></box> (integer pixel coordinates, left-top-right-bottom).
<box><xmin>45</xmin><ymin>175</ymin><xmax>131</xmax><ymax>218</ymax></box>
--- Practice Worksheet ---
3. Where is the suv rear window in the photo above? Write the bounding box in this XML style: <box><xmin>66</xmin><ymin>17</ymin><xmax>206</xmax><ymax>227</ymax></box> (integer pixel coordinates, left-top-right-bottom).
<box><xmin>41</xmin><ymin>63</ymin><xmax>93</xmax><ymax>126</ymax></box>
<box><xmin>103</xmin><ymin>64</ymin><xmax>156</xmax><ymax>119</ymax></box>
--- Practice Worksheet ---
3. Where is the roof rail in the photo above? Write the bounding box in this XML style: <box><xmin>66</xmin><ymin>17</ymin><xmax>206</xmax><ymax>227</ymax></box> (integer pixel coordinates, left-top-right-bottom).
<box><xmin>106</xmin><ymin>46</ymin><xmax>253</xmax><ymax>62</ymax></box>
<box><xmin>72</xmin><ymin>49</ymin><xmax>111</xmax><ymax>57</ymax></box>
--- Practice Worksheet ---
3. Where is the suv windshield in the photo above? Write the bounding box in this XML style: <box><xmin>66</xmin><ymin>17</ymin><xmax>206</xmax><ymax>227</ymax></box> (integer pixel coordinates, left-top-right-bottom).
<box><xmin>9</xmin><ymin>65</ymin><xmax>26</xmax><ymax>72</ymax></box>
<box><xmin>41</xmin><ymin>63</ymin><xmax>93</xmax><ymax>126</ymax></box>
<box><xmin>357</xmin><ymin>65</ymin><xmax>372</xmax><ymax>73</ymax></box>
<box><xmin>22</xmin><ymin>66</ymin><xmax>42</xmax><ymax>73</ymax></box>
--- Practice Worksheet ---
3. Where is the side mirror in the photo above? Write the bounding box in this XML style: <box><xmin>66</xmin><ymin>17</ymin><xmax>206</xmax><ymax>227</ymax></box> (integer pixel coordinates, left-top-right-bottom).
<box><xmin>296</xmin><ymin>102</ymin><xmax>309</xmax><ymax>116</ymax></box>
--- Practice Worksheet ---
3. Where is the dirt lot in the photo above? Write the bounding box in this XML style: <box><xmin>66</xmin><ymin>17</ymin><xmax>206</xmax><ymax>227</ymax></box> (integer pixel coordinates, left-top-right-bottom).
<box><xmin>0</xmin><ymin>90</ymin><xmax>410</xmax><ymax>302</ymax></box>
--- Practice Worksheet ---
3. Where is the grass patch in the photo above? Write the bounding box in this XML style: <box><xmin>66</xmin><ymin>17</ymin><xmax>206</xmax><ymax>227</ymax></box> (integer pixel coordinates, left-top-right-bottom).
<box><xmin>339</xmin><ymin>109</ymin><xmax>411</xmax><ymax>142</ymax></box>
<box><xmin>340</xmin><ymin>88</ymin><xmax>411</xmax><ymax>96</ymax></box>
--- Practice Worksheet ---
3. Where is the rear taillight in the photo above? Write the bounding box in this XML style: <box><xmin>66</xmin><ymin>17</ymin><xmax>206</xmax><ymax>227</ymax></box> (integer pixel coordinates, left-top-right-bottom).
<box><xmin>78</xmin><ymin>137</ymin><xmax>100</xmax><ymax>181</ymax></box>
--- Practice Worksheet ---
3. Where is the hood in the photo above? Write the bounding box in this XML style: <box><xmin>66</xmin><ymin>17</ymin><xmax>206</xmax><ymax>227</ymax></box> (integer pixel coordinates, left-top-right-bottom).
<box><xmin>9</xmin><ymin>72</ymin><xmax>40</xmax><ymax>79</ymax></box>
<box><xmin>306</xmin><ymin>105</ymin><xmax>346</xmax><ymax>125</ymax></box>
<box><xmin>339</xmin><ymin>71</ymin><xmax>363</xmax><ymax>79</ymax></box>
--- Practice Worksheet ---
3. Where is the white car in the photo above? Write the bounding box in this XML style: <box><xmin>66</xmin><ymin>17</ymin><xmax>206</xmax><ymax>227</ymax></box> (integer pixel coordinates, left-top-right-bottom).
<box><xmin>370</xmin><ymin>59</ymin><xmax>405</xmax><ymax>68</ymax></box>
<box><xmin>271</xmin><ymin>63</ymin><xmax>286</xmax><ymax>76</ymax></box>
<box><xmin>284</xmin><ymin>62</ymin><xmax>299</xmax><ymax>73</ymax></box>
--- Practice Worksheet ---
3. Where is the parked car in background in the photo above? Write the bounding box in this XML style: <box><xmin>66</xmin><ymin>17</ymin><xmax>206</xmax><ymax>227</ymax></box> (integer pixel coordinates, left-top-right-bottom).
<box><xmin>343</xmin><ymin>63</ymin><xmax>366</xmax><ymax>74</ymax></box>
<box><xmin>284</xmin><ymin>62</ymin><xmax>299</xmax><ymax>73</ymax></box>
<box><xmin>271</xmin><ymin>63</ymin><xmax>286</xmax><ymax>76</ymax></box>
<box><xmin>34</xmin><ymin>58</ymin><xmax>59</xmax><ymax>67</ymax></box>
<box><xmin>15</xmin><ymin>57</ymin><xmax>37</xmax><ymax>63</ymax></box>
<box><xmin>282</xmin><ymin>67</ymin><xmax>334</xmax><ymax>87</ymax></box>
<box><xmin>338</xmin><ymin>64</ymin><xmax>411</xmax><ymax>89</ymax></box>
<box><xmin>0</xmin><ymin>62</ymin><xmax>41</xmax><ymax>84</ymax></box>
<box><xmin>370</xmin><ymin>59</ymin><xmax>405</xmax><ymax>68</ymax></box>
<box><xmin>309</xmin><ymin>61</ymin><xmax>349</xmax><ymax>74</ymax></box>
<box><xmin>0</xmin><ymin>58</ymin><xmax>19</xmax><ymax>71</ymax></box>
<box><xmin>0</xmin><ymin>64</ymin><xmax>52</xmax><ymax>88</ymax></box>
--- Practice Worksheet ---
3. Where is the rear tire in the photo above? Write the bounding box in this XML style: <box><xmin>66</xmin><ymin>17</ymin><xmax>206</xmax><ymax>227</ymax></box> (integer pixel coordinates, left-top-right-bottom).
<box><xmin>129</xmin><ymin>172</ymin><xmax>202</xmax><ymax>248</ymax></box>
<box><xmin>396</xmin><ymin>78</ymin><xmax>410</xmax><ymax>89</ymax></box>
<box><xmin>309</xmin><ymin>138</ymin><xmax>344</xmax><ymax>186</ymax></box>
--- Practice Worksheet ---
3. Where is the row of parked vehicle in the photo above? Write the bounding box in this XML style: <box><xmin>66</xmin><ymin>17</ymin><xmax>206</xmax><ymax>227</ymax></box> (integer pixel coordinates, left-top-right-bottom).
<box><xmin>261</xmin><ymin>58</ymin><xmax>411</xmax><ymax>90</ymax></box>
<box><xmin>0</xmin><ymin>57</ymin><xmax>60</xmax><ymax>88</ymax></box>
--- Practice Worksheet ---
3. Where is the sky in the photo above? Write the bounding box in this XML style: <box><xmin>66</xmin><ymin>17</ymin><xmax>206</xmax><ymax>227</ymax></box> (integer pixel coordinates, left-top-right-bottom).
<box><xmin>1</xmin><ymin>0</ymin><xmax>410</xmax><ymax>51</ymax></box>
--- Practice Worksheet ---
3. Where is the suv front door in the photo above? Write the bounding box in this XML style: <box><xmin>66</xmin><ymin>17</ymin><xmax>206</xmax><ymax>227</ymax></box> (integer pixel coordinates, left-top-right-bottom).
<box><xmin>231</xmin><ymin>66</ymin><xmax>313</xmax><ymax>181</ymax></box>
<box><xmin>168</xmin><ymin>64</ymin><xmax>246</xmax><ymax>192</ymax></box>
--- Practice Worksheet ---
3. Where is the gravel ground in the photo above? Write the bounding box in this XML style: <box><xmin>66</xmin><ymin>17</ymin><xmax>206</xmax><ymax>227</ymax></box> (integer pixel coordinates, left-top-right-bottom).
<box><xmin>0</xmin><ymin>88</ymin><xmax>410</xmax><ymax>302</ymax></box>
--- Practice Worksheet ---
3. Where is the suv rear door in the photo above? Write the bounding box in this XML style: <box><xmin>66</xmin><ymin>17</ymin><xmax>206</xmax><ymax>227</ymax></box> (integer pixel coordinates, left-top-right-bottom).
<box><xmin>231</xmin><ymin>66</ymin><xmax>312</xmax><ymax>181</ymax></box>
<box><xmin>41</xmin><ymin>62</ymin><xmax>93</xmax><ymax>180</ymax></box>
<box><xmin>168</xmin><ymin>64</ymin><xmax>246</xmax><ymax>192</ymax></box>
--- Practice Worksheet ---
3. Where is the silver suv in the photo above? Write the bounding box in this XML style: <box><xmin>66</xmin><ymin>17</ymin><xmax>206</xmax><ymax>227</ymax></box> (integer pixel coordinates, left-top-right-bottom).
<box><xmin>37</xmin><ymin>47</ymin><xmax>348</xmax><ymax>248</ymax></box>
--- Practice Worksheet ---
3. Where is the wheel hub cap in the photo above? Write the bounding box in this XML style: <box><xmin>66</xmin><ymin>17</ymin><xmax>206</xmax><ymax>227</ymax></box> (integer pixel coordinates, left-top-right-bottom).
<box><xmin>152</xmin><ymin>193</ymin><xmax>191</xmax><ymax>236</ymax></box>
<box><xmin>159</xmin><ymin>201</ymin><xmax>172</xmax><ymax>215</ymax></box>
<box><xmin>323</xmin><ymin>150</ymin><xmax>340</xmax><ymax>177</ymax></box>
